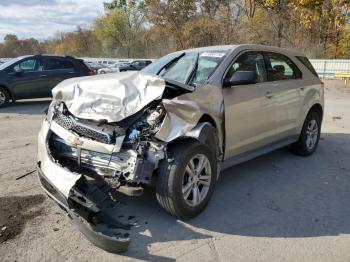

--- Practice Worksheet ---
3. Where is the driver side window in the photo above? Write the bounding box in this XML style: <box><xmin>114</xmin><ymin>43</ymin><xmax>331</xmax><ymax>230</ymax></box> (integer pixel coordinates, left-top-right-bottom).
<box><xmin>12</xmin><ymin>59</ymin><xmax>38</xmax><ymax>72</ymax></box>
<box><xmin>225</xmin><ymin>52</ymin><xmax>267</xmax><ymax>84</ymax></box>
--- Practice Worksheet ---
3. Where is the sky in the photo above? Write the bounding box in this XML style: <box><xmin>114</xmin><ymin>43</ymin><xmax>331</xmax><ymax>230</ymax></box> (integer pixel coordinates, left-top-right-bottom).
<box><xmin>0</xmin><ymin>0</ymin><xmax>105</xmax><ymax>41</ymax></box>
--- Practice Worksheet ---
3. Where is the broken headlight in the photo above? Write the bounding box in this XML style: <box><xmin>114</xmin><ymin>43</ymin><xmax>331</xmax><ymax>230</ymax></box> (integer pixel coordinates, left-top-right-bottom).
<box><xmin>146</xmin><ymin>105</ymin><xmax>166</xmax><ymax>127</ymax></box>
<box><xmin>46</xmin><ymin>101</ymin><xmax>61</xmax><ymax>122</ymax></box>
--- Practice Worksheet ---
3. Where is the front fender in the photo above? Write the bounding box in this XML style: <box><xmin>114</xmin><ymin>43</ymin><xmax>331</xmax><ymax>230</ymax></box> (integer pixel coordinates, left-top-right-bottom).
<box><xmin>182</xmin><ymin>122</ymin><xmax>221</xmax><ymax>160</ymax></box>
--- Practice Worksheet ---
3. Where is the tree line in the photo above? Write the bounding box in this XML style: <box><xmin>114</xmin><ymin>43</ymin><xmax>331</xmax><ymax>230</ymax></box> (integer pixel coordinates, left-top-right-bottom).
<box><xmin>1</xmin><ymin>0</ymin><xmax>349</xmax><ymax>59</ymax></box>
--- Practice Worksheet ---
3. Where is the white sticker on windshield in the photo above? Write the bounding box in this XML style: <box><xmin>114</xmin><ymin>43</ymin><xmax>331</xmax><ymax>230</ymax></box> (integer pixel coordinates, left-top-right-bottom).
<box><xmin>200</xmin><ymin>52</ymin><xmax>226</xmax><ymax>58</ymax></box>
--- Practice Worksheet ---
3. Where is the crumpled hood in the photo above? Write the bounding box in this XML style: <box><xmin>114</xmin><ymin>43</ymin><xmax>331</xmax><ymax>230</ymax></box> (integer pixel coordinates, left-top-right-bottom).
<box><xmin>52</xmin><ymin>71</ymin><xmax>166</xmax><ymax>123</ymax></box>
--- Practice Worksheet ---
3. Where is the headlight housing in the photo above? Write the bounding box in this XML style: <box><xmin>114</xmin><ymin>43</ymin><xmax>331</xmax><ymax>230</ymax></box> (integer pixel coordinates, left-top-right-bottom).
<box><xmin>46</xmin><ymin>101</ymin><xmax>61</xmax><ymax>122</ymax></box>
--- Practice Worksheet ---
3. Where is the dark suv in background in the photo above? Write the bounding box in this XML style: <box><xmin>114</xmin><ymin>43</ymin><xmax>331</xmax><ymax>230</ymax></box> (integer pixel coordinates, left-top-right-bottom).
<box><xmin>0</xmin><ymin>54</ymin><xmax>95</xmax><ymax>107</ymax></box>
<box><xmin>119</xmin><ymin>60</ymin><xmax>152</xmax><ymax>71</ymax></box>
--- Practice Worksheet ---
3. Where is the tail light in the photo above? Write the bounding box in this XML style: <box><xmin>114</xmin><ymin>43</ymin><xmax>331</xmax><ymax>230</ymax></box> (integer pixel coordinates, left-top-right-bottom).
<box><xmin>320</xmin><ymin>80</ymin><xmax>325</xmax><ymax>89</ymax></box>
<box><xmin>88</xmin><ymin>71</ymin><xmax>96</xmax><ymax>76</ymax></box>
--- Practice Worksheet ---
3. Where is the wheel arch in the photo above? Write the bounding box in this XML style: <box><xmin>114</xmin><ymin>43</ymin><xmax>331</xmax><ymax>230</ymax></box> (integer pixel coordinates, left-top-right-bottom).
<box><xmin>308</xmin><ymin>103</ymin><xmax>323</xmax><ymax>120</ymax></box>
<box><xmin>167</xmin><ymin>120</ymin><xmax>220</xmax><ymax>160</ymax></box>
<box><xmin>0</xmin><ymin>84</ymin><xmax>14</xmax><ymax>101</ymax></box>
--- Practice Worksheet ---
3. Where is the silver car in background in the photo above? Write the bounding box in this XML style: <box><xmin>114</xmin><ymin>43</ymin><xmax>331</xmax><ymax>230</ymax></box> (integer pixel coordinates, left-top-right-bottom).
<box><xmin>37</xmin><ymin>44</ymin><xmax>323</xmax><ymax>252</ymax></box>
<box><xmin>97</xmin><ymin>62</ymin><xmax>128</xmax><ymax>74</ymax></box>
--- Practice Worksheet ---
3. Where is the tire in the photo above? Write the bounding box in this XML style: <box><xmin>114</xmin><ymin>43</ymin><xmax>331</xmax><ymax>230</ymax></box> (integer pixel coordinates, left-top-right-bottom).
<box><xmin>100</xmin><ymin>70</ymin><xmax>106</xmax><ymax>74</ymax></box>
<box><xmin>291</xmin><ymin>110</ymin><xmax>321</xmax><ymax>156</ymax></box>
<box><xmin>0</xmin><ymin>87</ymin><xmax>10</xmax><ymax>108</ymax></box>
<box><xmin>156</xmin><ymin>141</ymin><xmax>217</xmax><ymax>220</ymax></box>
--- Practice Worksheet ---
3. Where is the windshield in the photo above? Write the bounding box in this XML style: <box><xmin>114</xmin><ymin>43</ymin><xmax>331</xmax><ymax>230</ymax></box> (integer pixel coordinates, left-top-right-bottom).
<box><xmin>0</xmin><ymin>57</ymin><xmax>23</xmax><ymax>70</ymax></box>
<box><xmin>142</xmin><ymin>50</ymin><xmax>228</xmax><ymax>86</ymax></box>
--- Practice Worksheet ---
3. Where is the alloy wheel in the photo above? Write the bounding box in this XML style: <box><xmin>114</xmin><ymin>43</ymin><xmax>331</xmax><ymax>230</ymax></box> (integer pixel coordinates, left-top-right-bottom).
<box><xmin>0</xmin><ymin>91</ymin><xmax>6</xmax><ymax>106</ymax></box>
<box><xmin>305</xmin><ymin>119</ymin><xmax>319</xmax><ymax>151</ymax></box>
<box><xmin>182</xmin><ymin>154</ymin><xmax>212</xmax><ymax>207</ymax></box>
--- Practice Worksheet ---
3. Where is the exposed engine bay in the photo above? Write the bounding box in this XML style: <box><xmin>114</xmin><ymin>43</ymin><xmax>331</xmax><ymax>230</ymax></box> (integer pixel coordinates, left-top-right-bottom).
<box><xmin>48</xmin><ymin>101</ymin><xmax>165</xmax><ymax>196</ymax></box>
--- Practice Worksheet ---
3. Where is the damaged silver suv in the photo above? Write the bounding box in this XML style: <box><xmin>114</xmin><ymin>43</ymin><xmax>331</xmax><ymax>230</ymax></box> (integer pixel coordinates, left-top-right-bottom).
<box><xmin>37</xmin><ymin>45</ymin><xmax>324</xmax><ymax>252</ymax></box>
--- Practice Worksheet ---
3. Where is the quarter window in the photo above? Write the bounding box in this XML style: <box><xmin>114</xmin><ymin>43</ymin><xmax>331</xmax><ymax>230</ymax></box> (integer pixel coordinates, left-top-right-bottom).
<box><xmin>296</xmin><ymin>56</ymin><xmax>318</xmax><ymax>77</ymax></box>
<box><xmin>225</xmin><ymin>52</ymin><xmax>267</xmax><ymax>83</ymax></box>
<box><xmin>265</xmin><ymin>52</ymin><xmax>302</xmax><ymax>81</ymax></box>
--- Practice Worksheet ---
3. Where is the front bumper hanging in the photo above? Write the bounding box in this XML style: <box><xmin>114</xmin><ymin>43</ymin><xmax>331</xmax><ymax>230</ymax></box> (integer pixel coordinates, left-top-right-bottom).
<box><xmin>37</xmin><ymin>120</ymin><xmax>133</xmax><ymax>252</ymax></box>
<box><xmin>38</xmin><ymin>168</ymin><xmax>130</xmax><ymax>253</ymax></box>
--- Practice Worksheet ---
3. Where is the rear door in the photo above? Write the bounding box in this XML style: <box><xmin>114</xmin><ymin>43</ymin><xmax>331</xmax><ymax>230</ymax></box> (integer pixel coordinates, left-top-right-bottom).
<box><xmin>263</xmin><ymin>52</ymin><xmax>303</xmax><ymax>140</ymax></box>
<box><xmin>8</xmin><ymin>57</ymin><xmax>50</xmax><ymax>99</ymax></box>
<box><xmin>41</xmin><ymin>57</ymin><xmax>78</xmax><ymax>96</ymax></box>
<box><xmin>223</xmin><ymin>51</ymin><xmax>277</xmax><ymax>159</ymax></box>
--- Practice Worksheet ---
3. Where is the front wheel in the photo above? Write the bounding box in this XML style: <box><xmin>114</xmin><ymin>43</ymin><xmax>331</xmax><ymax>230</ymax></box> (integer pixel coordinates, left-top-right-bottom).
<box><xmin>0</xmin><ymin>87</ymin><xmax>10</xmax><ymax>108</ymax></box>
<box><xmin>156</xmin><ymin>141</ymin><xmax>217</xmax><ymax>220</ymax></box>
<box><xmin>291</xmin><ymin>111</ymin><xmax>321</xmax><ymax>156</ymax></box>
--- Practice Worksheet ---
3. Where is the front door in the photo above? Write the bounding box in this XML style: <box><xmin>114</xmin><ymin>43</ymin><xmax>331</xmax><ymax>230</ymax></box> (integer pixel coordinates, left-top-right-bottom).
<box><xmin>223</xmin><ymin>51</ymin><xmax>277</xmax><ymax>159</ymax></box>
<box><xmin>8</xmin><ymin>57</ymin><xmax>50</xmax><ymax>99</ymax></box>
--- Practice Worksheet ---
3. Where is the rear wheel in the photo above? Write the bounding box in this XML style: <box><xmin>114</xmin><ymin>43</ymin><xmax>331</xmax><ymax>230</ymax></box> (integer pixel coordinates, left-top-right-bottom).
<box><xmin>0</xmin><ymin>87</ymin><xmax>10</xmax><ymax>108</ymax></box>
<box><xmin>291</xmin><ymin>111</ymin><xmax>321</xmax><ymax>156</ymax></box>
<box><xmin>156</xmin><ymin>141</ymin><xmax>217</xmax><ymax>220</ymax></box>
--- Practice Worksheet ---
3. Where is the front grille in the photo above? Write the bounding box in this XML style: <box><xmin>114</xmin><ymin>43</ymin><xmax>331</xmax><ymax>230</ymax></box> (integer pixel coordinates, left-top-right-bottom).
<box><xmin>54</xmin><ymin>112</ymin><xmax>111</xmax><ymax>144</ymax></box>
<box><xmin>48</xmin><ymin>134</ymin><xmax>137</xmax><ymax>177</ymax></box>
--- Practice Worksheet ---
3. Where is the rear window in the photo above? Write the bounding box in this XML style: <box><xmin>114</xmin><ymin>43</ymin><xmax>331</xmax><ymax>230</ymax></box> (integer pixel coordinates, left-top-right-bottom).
<box><xmin>43</xmin><ymin>58</ymin><xmax>74</xmax><ymax>70</ymax></box>
<box><xmin>296</xmin><ymin>56</ymin><xmax>318</xmax><ymax>77</ymax></box>
<box><xmin>75</xmin><ymin>59</ymin><xmax>91</xmax><ymax>72</ymax></box>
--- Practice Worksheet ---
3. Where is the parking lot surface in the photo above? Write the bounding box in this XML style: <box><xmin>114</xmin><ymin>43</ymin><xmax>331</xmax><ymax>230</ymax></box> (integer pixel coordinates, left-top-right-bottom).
<box><xmin>0</xmin><ymin>80</ymin><xmax>349</xmax><ymax>262</ymax></box>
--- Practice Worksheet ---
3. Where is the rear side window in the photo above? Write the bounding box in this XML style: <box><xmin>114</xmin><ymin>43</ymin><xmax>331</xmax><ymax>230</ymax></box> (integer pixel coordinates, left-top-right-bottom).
<box><xmin>61</xmin><ymin>60</ymin><xmax>74</xmax><ymax>69</ymax></box>
<box><xmin>296</xmin><ymin>56</ymin><xmax>318</xmax><ymax>77</ymax></box>
<box><xmin>265</xmin><ymin>52</ymin><xmax>302</xmax><ymax>81</ymax></box>
<box><xmin>43</xmin><ymin>58</ymin><xmax>74</xmax><ymax>70</ymax></box>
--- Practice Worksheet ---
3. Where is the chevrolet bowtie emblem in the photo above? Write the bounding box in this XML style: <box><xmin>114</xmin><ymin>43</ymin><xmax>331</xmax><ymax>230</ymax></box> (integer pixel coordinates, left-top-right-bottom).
<box><xmin>67</xmin><ymin>136</ymin><xmax>83</xmax><ymax>146</ymax></box>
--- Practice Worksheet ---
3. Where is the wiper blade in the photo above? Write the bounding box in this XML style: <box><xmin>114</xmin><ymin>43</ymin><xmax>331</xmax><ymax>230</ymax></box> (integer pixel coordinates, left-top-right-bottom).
<box><xmin>156</xmin><ymin>52</ymin><xmax>185</xmax><ymax>75</ymax></box>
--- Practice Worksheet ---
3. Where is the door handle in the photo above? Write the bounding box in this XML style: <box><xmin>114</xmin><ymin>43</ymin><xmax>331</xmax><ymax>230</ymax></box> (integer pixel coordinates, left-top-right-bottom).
<box><xmin>300</xmin><ymin>87</ymin><xmax>305</xmax><ymax>91</ymax></box>
<box><xmin>39</xmin><ymin>75</ymin><xmax>47</xmax><ymax>78</ymax></box>
<box><xmin>265</xmin><ymin>91</ymin><xmax>274</xmax><ymax>99</ymax></box>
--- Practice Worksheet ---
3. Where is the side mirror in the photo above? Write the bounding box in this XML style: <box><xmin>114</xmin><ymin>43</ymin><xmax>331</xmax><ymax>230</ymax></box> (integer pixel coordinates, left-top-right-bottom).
<box><xmin>223</xmin><ymin>71</ymin><xmax>257</xmax><ymax>87</ymax></box>
<box><xmin>14</xmin><ymin>68</ymin><xmax>24</xmax><ymax>76</ymax></box>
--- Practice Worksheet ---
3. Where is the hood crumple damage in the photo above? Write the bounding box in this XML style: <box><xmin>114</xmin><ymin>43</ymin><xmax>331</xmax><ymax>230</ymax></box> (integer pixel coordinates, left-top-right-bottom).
<box><xmin>52</xmin><ymin>71</ymin><xmax>166</xmax><ymax>123</ymax></box>
<box><xmin>51</xmin><ymin>71</ymin><xmax>223</xmax><ymax>146</ymax></box>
